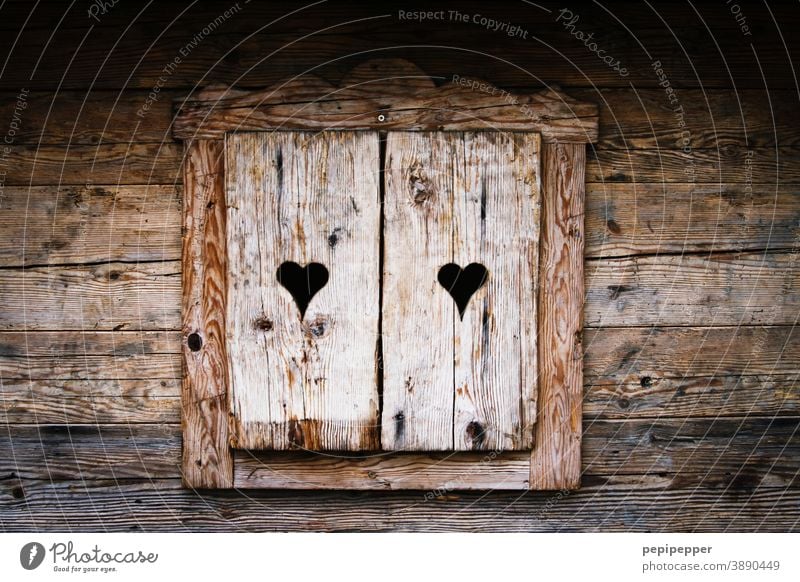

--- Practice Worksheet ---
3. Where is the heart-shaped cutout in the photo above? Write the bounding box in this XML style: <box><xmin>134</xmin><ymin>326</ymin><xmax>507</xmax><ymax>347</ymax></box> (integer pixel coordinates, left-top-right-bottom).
<box><xmin>276</xmin><ymin>262</ymin><xmax>329</xmax><ymax>319</ymax></box>
<box><xmin>437</xmin><ymin>263</ymin><xmax>489</xmax><ymax>320</ymax></box>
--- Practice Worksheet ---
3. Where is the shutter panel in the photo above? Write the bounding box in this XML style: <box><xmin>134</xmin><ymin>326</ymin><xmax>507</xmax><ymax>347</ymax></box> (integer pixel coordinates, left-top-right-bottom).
<box><xmin>381</xmin><ymin>131</ymin><xmax>542</xmax><ymax>451</ymax></box>
<box><xmin>225</xmin><ymin>131</ymin><xmax>381</xmax><ymax>451</ymax></box>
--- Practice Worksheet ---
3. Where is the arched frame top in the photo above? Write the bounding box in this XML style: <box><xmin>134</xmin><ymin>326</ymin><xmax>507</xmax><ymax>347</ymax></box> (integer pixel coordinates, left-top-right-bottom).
<box><xmin>176</xmin><ymin>59</ymin><xmax>594</xmax><ymax>490</ymax></box>
<box><xmin>172</xmin><ymin>59</ymin><xmax>598</xmax><ymax>143</ymax></box>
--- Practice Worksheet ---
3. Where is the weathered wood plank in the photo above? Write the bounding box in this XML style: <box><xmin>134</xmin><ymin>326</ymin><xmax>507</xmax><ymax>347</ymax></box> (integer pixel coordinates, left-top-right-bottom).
<box><xmin>382</xmin><ymin>133</ymin><xmax>452</xmax><ymax>450</ymax></box>
<box><xmin>0</xmin><ymin>90</ymin><xmax>175</xmax><ymax>144</ymax></box>
<box><xmin>451</xmin><ymin>133</ymin><xmax>539</xmax><ymax>452</ymax></box>
<box><xmin>584</xmin><ymin>326</ymin><xmax>800</xmax><ymax>384</ymax></box>
<box><xmin>585</xmin><ymin>374</ymin><xmax>800</xmax><ymax>420</ymax></box>
<box><xmin>382</xmin><ymin>132</ymin><xmax>540</xmax><ymax>452</ymax></box>
<box><xmin>586</xmin><ymin>251</ymin><xmax>800</xmax><ymax>327</ymax></box>
<box><xmin>0</xmin><ymin>378</ymin><xmax>179</xmax><ymax>399</ymax></box>
<box><xmin>0</xmin><ymin>425</ymin><xmax>181</xmax><ymax>480</ymax></box>
<box><xmin>225</xmin><ymin>132</ymin><xmax>381</xmax><ymax>451</ymax></box>
<box><xmin>174</xmin><ymin>81</ymin><xmax>597</xmax><ymax>143</ymax></box>
<box><xmin>2</xmin><ymin>481</ymin><xmax>797</xmax><ymax>531</ymax></box>
<box><xmin>0</xmin><ymin>186</ymin><xmax>181</xmax><ymax>266</ymax></box>
<box><xmin>587</xmin><ymin>147</ymin><xmax>800</xmax><ymax>183</ymax></box>
<box><xmin>586</xmin><ymin>183</ymin><xmax>800</xmax><ymax>257</ymax></box>
<box><xmin>531</xmin><ymin>143</ymin><xmax>585</xmax><ymax>490</ymax></box>
<box><xmin>1</xmin><ymin>396</ymin><xmax>179</xmax><ymax>424</ymax></box>
<box><xmin>584</xmin><ymin>417</ymin><xmax>800</xmax><ymax>485</ymax></box>
<box><xmin>1</xmin><ymin>143</ymin><xmax>182</xmax><ymax>186</ymax></box>
<box><xmin>234</xmin><ymin>451</ymin><xmax>530</xmax><ymax>490</ymax></box>
<box><xmin>579</xmin><ymin>88</ymin><xmax>800</xmax><ymax>150</ymax></box>
<box><xmin>181</xmin><ymin>139</ymin><xmax>232</xmax><ymax>489</ymax></box>
<box><xmin>0</xmin><ymin>261</ymin><xmax>181</xmax><ymax>330</ymax></box>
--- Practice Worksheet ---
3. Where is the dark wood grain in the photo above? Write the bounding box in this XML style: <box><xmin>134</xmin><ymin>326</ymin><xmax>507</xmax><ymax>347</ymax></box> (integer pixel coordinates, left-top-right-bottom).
<box><xmin>181</xmin><ymin>140</ymin><xmax>232</xmax><ymax>489</ymax></box>
<box><xmin>531</xmin><ymin>143</ymin><xmax>585</xmax><ymax>490</ymax></box>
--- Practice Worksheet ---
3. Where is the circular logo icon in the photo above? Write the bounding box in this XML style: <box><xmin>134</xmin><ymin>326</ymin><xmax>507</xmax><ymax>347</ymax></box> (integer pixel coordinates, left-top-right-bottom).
<box><xmin>20</xmin><ymin>542</ymin><xmax>45</xmax><ymax>570</ymax></box>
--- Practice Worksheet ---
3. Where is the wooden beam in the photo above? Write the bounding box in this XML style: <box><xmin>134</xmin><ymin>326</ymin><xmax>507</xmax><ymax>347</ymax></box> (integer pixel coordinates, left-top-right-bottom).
<box><xmin>234</xmin><ymin>451</ymin><xmax>530</xmax><ymax>490</ymax></box>
<box><xmin>531</xmin><ymin>143</ymin><xmax>586</xmax><ymax>490</ymax></box>
<box><xmin>181</xmin><ymin>140</ymin><xmax>233</xmax><ymax>489</ymax></box>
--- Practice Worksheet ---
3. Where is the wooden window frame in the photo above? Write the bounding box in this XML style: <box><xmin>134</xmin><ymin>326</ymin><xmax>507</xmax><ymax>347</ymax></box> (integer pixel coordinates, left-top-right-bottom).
<box><xmin>174</xmin><ymin>59</ymin><xmax>598</xmax><ymax>490</ymax></box>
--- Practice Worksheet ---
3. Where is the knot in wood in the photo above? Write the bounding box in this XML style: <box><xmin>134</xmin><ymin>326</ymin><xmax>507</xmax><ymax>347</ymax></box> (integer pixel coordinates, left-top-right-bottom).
<box><xmin>408</xmin><ymin>161</ymin><xmax>434</xmax><ymax>203</ymax></box>
<box><xmin>304</xmin><ymin>316</ymin><xmax>330</xmax><ymax>339</ymax></box>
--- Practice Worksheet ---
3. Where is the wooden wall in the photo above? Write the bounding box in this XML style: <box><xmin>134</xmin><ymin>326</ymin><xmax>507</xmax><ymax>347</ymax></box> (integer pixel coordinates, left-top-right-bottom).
<box><xmin>1</xmin><ymin>0</ymin><xmax>798</xmax><ymax>531</ymax></box>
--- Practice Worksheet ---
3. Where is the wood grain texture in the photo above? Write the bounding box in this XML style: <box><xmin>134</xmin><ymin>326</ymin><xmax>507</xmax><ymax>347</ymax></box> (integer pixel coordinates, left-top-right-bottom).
<box><xmin>531</xmin><ymin>143</ymin><xmax>586</xmax><ymax>490</ymax></box>
<box><xmin>3</xmin><ymin>481</ymin><xmax>798</xmax><ymax>532</ymax></box>
<box><xmin>585</xmin><ymin>183</ymin><xmax>800</xmax><ymax>257</ymax></box>
<box><xmin>584</xmin><ymin>326</ymin><xmax>800</xmax><ymax>384</ymax></box>
<box><xmin>234</xmin><ymin>451</ymin><xmax>530</xmax><ymax>490</ymax></box>
<box><xmin>174</xmin><ymin>76</ymin><xmax>598</xmax><ymax>143</ymax></box>
<box><xmin>0</xmin><ymin>261</ymin><xmax>181</xmax><ymax>331</ymax></box>
<box><xmin>181</xmin><ymin>139</ymin><xmax>232</xmax><ymax>489</ymax></box>
<box><xmin>0</xmin><ymin>90</ymin><xmax>176</xmax><ymax>144</ymax></box>
<box><xmin>1</xmin><ymin>143</ymin><xmax>182</xmax><ymax>186</ymax></box>
<box><xmin>225</xmin><ymin>132</ymin><xmax>381</xmax><ymax>451</ymax></box>
<box><xmin>0</xmin><ymin>186</ymin><xmax>181</xmax><ymax>266</ymax></box>
<box><xmin>382</xmin><ymin>132</ymin><xmax>540</xmax><ymax>452</ymax></box>
<box><xmin>585</xmin><ymin>251</ymin><xmax>800</xmax><ymax>327</ymax></box>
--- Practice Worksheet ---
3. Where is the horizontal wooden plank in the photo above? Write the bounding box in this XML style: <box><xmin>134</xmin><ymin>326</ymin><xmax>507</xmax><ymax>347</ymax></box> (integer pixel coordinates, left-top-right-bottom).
<box><xmin>235</xmin><ymin>452</ymin><xmax>530</xmax><ymax>490</ymax></box>
<box><xmin>585</xmin><ymin>374</ymin><xmax>800</xmax><ymax>420</ymax></box>
<box><xmin>0</xmin><ymin>186</ymin><xmax>181</xmax><ymax>266</ymax></box>
<box><xmin>2</xmin><ymin>480</ymin><xmax>797</xmax><ymax>531</ymax></box>
<box><xmin>2</xmin><ymin>417</ymin><xmax>796</xmax><ymax>487</ymax></box>
<box><xmin>0</xmin><ymin>90</ymin><xmax>176</xmax><ymax>144</ymax></box>
<box><xmin>0</xmin><ymin>378</ymin><xmax>179</xmax><ymax>398</ymax></box>
<box><xmin>586</xmin><ymin>251</ymin><xmax>800</xmax><ymax>326</ymax></box>
<box><xmin>0</xmin><ymin>425</ymin><xmax>180</xmax><ymax>479</ymax></box>
<box><xmin>0</xmin><ymin>330</ymin><xmax>179</xmax><ymax>357</ymax></box>
<box><xmin>1</xmin><ymin>2</ymin><xmax>798</xmax><ymax>90</ymax></box>
<box><xmin>587</xmin><ymin>147</ymin><xmax>800</xmax><ymax>183</ymax></box>
<box><xmin>0</xmin><ymin>261</ymin><xmax>181</xmax><ymax>330</ymax></box>
<box><xmin>586</xmin><ymin>184</ymin><xmax>800</xmax><ymax>257</ymax></box>
<box><xmin>0</xmin><ymin>331</ymin><xmax>180</xmax><ymax>382</ymax></box>
<box><xmin>174</xmin><ymin>81</ymin><xmax>596</xmax><ymax>143</ymax></box>
<box><xmin>1</xmin><ymin>143</ymin><xmax>182</xmax><ymax>186</ymax></box>
<box><xmin>580</xmin><ymin>88</ymin><xmax>800</xmax><ymax>150</ymax></box>
<box><xmin>1</xmin><ymin>396</ymin><xmax>179</xmax><ymax>424</ymax></box>
<box><xmin>584</xmin><ymin>326</ymin><xmax>800</xmax><ymax>383</ymax></box>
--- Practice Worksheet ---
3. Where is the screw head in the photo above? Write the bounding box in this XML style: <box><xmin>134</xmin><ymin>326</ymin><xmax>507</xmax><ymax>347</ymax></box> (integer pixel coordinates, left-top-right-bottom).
<box><xmin>377</xmin><ymin>113</ymin><xmax>386</xmax><ymax>122</ymax></box>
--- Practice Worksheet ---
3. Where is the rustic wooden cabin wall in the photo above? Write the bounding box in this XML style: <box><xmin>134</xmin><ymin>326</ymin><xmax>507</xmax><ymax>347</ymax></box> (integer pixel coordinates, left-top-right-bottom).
<box><xmin>2</xmin><ymin>0</ymin><xmax>798</xmax><ymax>531</ymax></box>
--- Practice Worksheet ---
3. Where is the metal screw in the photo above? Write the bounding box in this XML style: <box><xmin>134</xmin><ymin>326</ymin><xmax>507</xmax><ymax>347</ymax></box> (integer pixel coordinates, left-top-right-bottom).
<box><xmin>377</xmin><ymin>113</ymin><xmax>386</xmax><ymax>122</ymax></box>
